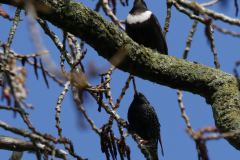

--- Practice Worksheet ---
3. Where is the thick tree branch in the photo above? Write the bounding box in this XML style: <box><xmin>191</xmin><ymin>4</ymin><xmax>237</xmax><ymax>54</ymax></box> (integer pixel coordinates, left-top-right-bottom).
<box><xmin>0</xmin><ymin>136</ymin><xmax>68</xmax><ymax>158</ymax></box>
<box><xmin>1</xmin><ymin>0</ymin><xmax>240</xmax><ymax>151</ymax></box>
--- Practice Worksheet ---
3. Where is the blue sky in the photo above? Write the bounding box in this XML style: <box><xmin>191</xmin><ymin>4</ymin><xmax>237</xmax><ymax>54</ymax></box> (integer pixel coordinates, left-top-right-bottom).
<box><xmin>1</xmin><ymin>0</ymin><xmax>240</xmax><ymax>159</ymax></box>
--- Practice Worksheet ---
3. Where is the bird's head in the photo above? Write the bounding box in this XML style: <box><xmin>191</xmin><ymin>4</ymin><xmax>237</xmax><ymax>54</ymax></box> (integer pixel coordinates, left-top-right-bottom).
<box><xmin>133</xmin><ymin>0</ymin><xmax>147</xmax><ymax>9</ymax></box>
<box><xmin>134</xmin><ymin>92</ymin><xmax>149</xmax><ymax>104</ymax></box>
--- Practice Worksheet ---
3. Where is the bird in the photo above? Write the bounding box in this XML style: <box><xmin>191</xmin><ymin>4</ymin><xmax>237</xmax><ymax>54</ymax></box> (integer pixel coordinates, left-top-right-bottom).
<box><xmin>126</xmin><ymin>0</ymin><xmax>168</xmax><ymax>55</ymax></box>
<box><xmin>127</xmin><ymin>86</ymin><xmax>164</xmax><ymax>160</ymax></box>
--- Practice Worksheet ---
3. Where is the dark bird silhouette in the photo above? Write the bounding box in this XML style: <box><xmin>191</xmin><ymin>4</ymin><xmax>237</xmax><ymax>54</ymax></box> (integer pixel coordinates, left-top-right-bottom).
<box><xmin>126</xmin><ymin>0</ymin><xmax>168</xmax><ymax>55</ymax></box>
<box><xmin>128</xmin><ymin>87</ymin><xmax>163</xmax><ymax>160</ymax></box>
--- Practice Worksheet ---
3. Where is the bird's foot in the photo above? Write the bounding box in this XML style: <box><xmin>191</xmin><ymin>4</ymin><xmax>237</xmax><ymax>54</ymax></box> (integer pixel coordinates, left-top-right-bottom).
<box><xmin>139</xmin><ymin>138</ymin><xmax>149</xmax><ymax>145</ymax></box>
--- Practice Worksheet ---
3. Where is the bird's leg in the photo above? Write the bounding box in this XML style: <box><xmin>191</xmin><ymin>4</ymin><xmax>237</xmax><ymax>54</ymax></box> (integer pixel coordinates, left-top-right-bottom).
<box><xmin>139</xmin><ymin>138</ymin><xmax>149</xmax><ymax>145</ymax></box>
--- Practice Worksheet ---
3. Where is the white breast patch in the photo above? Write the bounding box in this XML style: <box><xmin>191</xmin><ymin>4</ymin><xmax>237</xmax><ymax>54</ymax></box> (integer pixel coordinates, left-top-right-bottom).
<box><xmin>126</xmin><ymin>10</ymin><xmax>152</xmax><ymax>24</ymax></box>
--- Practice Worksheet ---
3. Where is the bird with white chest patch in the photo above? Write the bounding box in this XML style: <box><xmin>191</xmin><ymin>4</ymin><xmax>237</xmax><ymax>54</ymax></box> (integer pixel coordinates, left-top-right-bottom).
<box><xmin>126</xmin><ymin>0</ymin><xmax>168</xmax><ymax>55</ymax></box>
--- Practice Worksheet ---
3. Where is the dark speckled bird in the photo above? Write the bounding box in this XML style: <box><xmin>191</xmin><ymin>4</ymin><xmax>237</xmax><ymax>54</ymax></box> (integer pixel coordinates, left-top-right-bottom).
<box><xmin>126</xmin><ymin>0</ymin><xmax>168</xmax><ymax>55</ymax></box>
<box><xmin>128</xmin><ymin>88</ymin><xmax>163</xmax><ymax>160</ymax></box>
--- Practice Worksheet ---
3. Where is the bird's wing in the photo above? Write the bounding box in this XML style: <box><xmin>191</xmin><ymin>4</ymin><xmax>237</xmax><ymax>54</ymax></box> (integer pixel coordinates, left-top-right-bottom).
<box><xmin>152</xmin><ymin>14</ymin><xmax>168</xmax><ymax>55</ymax></box>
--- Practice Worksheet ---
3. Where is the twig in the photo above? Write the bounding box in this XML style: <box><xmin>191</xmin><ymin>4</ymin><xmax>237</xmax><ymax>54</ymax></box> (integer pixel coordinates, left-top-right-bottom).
<box><xmin>0</xmin><ymin>8</ymin><xmax>21</xmax><ymax>82</ymax></box>
<box><xmin>201</xmin><ymin>0</ymin><xmax>220</xmax><ymax>7</ymax></box>
<box><xmin>213</xmin><ymin>23</ymin><xmax>240</xmax><ymax>37</ymax></box>
<box><xmin>85</xmin><ymin>88</ymin><xmax>109</xmax><ymax>92</ymax></box>
<box><xmin>163</xmin><ymin>0</ymin><xmax>172</xmax><ymax>36</ymax></box>
<box><xmin>55</xmin><ymin>81</ymin><xmax>86</xmax><ymax>160</ymax></box>
<box><xmin>55</xmin><ymin>81</ymin><xmax>71</xmax><ymax>138</ymax></box>
<box><xmin>36</xmin><ymin>18</ymin><xmax>76</xmax><ymax>72</ymax></box>
<box><xmin>99</xmin><ymin>65</ymin><xmax>116</xmax><ymax>76</ymax></box>
<box><xmin>209</xmin><ymin>26</ymin><xmax>220</xmax><ymax>69</ymax></box>
<box><xmin>32</xmin><ymin>140</ymin><xmax>42</xmax><ymax>160</ymax></box>
<box><xmin>71</xmin><ymin>85</ymin><xmax>101</xmax><ymax>135</ymax></box>
<box><xmin>182</xmin><ymin>19</ymin><xmax>199</xmax><ymax>59</ymax></box>
<box><xmin>94</xmin><ymin>0</ymin><xmax>102</xmax><ymax>12</ymax></box>
<box><xmin>115</xmin><ymin>75</ymin><xmax>133</xmax><ymax>109</ymax></box>
<box><xmin>102</xmin><ymin>0</ymin><xmax>126</xmax><ymax>31</ymax></box>
<box><xmin>178</xmin><ymin>0</ymin><xmax>240</xmax><ymax>27</ymax></box>
<box><xmin>177</xmin><ymin>90</ymin><xmax>193</xmax><ymax>131</ymax></box>
<box><xmin>15</xmin><ymin>50</ymin><xmax>49</xmax><ymax>58</ymax></box>
<box><xmin>67</xmin><ymin>33</ymin><xmax>82</xmax><ymax>60</ymax></box>
<box><xmin>0</xmin><ymin>105</ymin><xmax>69</xmax><ymax>144</ymax></box>
<box><xmin>0</xmin><ymin>63</ymin><xmax>16</xmax><ymax>76</ymax></box>
<box><xmin>171</xmin><ymin>1</ymin><xmax>204</xmax><ymax>23</ymax></box>
<box><xmin>0</xmin><ymin>122</ymin><xmax>69</xmax><ymax>160</ymax></box>
<box><xmin>177</xmin><ymin>91</ymin><xmax>209</xmax><ymax>160</ymax></box>
<box><xmin>93</xmin><ymin>78</ymin><xmax>112</xmax><ymax>89</ymax></box>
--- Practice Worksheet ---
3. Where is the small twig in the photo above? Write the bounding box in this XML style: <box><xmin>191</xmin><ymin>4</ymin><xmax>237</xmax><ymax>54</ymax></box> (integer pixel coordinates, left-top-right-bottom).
<box><xmin>178</xmin><ymin>0</ymin><xmax>240</xmax><ymax>27</ymax></box>
<box><xmin>182</xmin><ymin>19</ymin><xmax>199</xmax><ymax>59</ymax></box>
<box><xmin>163</xmin><ymin>0</ymin><xmax>173</xmax><ymax>36</ymax></box>
<box><xmin>67</xmin><ymin>33</ymin><xmax>82</xmax><ymax>60</ymax></box>
<box><xmin>99</xmin><ymin>65</ymin><xmax>116</xmax><ymax>76</ymax></box>
<box><xmin>0</xmin><ymin>63</ymin><xmax>16</xmax><ymax>76</ymax></box>
<box><xmin>213</xmin><ymin>23</ymin><xmax>240</xmax><ymax>37</ymax></box>
<box><xmin>32</xmin><ymin>140</ymin><xmax>42</xmax><ymax>160</ymax></box>
<box><xmin>209</xmin><ymin>26</ymin><xmax>220</xmax><ymax>69</ymax></box>
<box><xmin>71</xmin><ymin>85</ymin><xmax>101</xmax><ymax>135</ymax></box>
<box><xmin>204</xmin><ymin>129</ymin><xmax>240</xmax><ymax>140</ymax></box>
<box><xmin>55</xmin><ymin>81</ymin><xmax>86</xmax><ymax>160</ymax></box>
<box><xmin>171</xmin><ymin>1</ymin><xmax>204</xmax><ymax>23</ymax></box>
<box><xmin>36</xmin><ymin>18</ymin><xmax>77</xmax><ymax>72</ymax></box>
<box><xmin>177</xmin><ymin>90</ymin><xmax>193</xmax><ymax>131</ymax></box>
<box><xmin>201</xmin><ymin>0</ymin><xmax>220</xmax><ymax>7</ymax></box>
<box><xmin>55</xmin><ymin>81</ymin><xmax>71</xmax><ymax>138</ymax></box>
<box><xmin>105</xmin><ymin>66</ymin><xmax>115</xmax><ymax>108</ymax></box>
<box><xmin>85</xmin><ymin>88</ymin><xmax>109</xmax><ymax>92</ymax></box>
<box><xmin>94</xmin><ymin>0</ymin><xmax>102</xmax><ymax>12</ymax></box>
<box><xmin>93</xmin><ymin>78</ymin><xmax>112</xmax><ymax>89</ymax></box>
<box><xmin>15</xmin><ymin>50</ymin><xmax>49</xmax><ymax>58</ymax></box>
<box><xmin>60</xmin><ymin>55</ymin><xmax>68</xmax><ymax>79</ymax></box>
<box><xmin>102</xmin><ymin>0</ymin><xmax>126</xmax><ymax>31</ymax></box>
<box><xmin>115</xmin><ymin>75</ymin><xmax>133</xmax><ymax>109</ymax></box>
<box><xmin>0</xmin><ymin>121</ymin><xmax>69</xmax><ymax>160</ymax></box>
<box><xmin>0</xmin><ymin>8</ymin><xmax>21</xmax><ymax>82</ymax></box>
<box><xmin>69</xmin><ymin>49</ymin><xmax>87</xmax><ymax>74</ymax></box>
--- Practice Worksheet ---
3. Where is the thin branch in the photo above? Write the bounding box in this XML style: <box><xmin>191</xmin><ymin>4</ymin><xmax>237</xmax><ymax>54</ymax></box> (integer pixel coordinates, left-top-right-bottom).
<box><xmin>55</xmin><ymin>81</ymin><xmax>70</xmax><ymax>136</ymax></box>
<box><xmin>177</xmin><ymin>90</ymin><xmax>193</xmax><ymax>131</ymax></box>
<box><xmin>55</xmin><ymin>81</ymin><xmax>87</xmax><ymax>160</ymax></box>
<box><xmin>201</xmin><ymin>0</ymin><xmax>221</xmax><ymax>7</ymax></box>
<box><xmin>0</xmin><ymin>63</ymin><xmax>16</xmax><ymax>76</ymax></box>
<box><xmin>209</xmin><ymin>26</ymin><xmax>220</xmax><ymax>69</ymax></box>
<box><xmin>67</xmin><ymin>33</ymin><xmax>82</xmax><ymax>60</ymax></box>
<box><xmin>0</xmin><ymin>8</ymin><xmax>21</xmax><ymax>82</ymax></box>
<box><xmin>115</xmin><ymin>75</ymin><xmax>132</xmax><ymax>109</ymax></box>
<box><xmin>182</xmin><ymin>19</ymin><xmax>199</xmax><ymax>59</ymax></box>
<box><xmin>163</xmin><ymin>0</ymin><xmax>172</xmax><ymax>36</ymax></box>
<box><xmin>178</xmin><ymin>0</ymin><xmax>240</xmax><ymax>26</ymax></box>
<box><xmin>102</xmin><ymin>0</ymin><xmax>126</xmax><ymax>31</ymax></box>
<box><xmin>71</xmin><ymin>85</ymin><xmax>101</xmax><ymax>135</ymax></box>
<box><xmin>171</xmin><ymin>0</ymin><xmax>204</xmax><ymax>23</ymax></box>
<box><xmin>213</xmin><ymin>23</ymin><xmax>240</xmax><ymax>37</ymax></box>
<box><xmin>0</xmin><ymin>122</ymin><xmax>69</xmax><ymax>160</ymax></box>
<box><xmin>14</xmin><ymin>50</ymin><xmax>49</xmax><ymax>58</ymax></box>
<box><xmin>94</xmin><ymin>0</ymin><xmax>102</xmax><ymax>12</ymax></box>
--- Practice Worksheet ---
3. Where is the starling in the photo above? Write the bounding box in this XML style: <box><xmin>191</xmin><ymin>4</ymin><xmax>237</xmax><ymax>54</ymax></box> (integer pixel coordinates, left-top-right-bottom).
<box><xmin>126</xmin><ymin>0</ymin><xmax>168</xmax><ymax>55</ymax></box>
<box><xmin>128</xmin><ymin>88</ymin><xmax>163</xmax><ymax>160</ymax></box>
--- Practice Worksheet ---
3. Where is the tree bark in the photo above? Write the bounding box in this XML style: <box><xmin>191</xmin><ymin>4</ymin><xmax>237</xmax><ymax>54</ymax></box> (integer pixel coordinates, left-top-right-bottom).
<box><xmin>1</xmin><ymin>0</ymin><xmax>240</xmax><ymax>151</ymax></box>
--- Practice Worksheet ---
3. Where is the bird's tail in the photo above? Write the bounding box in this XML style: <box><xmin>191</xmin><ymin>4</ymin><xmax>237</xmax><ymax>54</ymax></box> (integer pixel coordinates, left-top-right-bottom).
<box><xmin>159</xmin><ymin>136</ymin><xmax>164</xmax><ymax>156</ymax></box>
<box><xmin>148</xmin><ymin>145</ymin><xmax>159</xmax><ymax>160</ymax></box>
<box><xmin>145</xmin><ymin>139</ymin><xmax>159</xmax><ymax>160</ymax></box>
